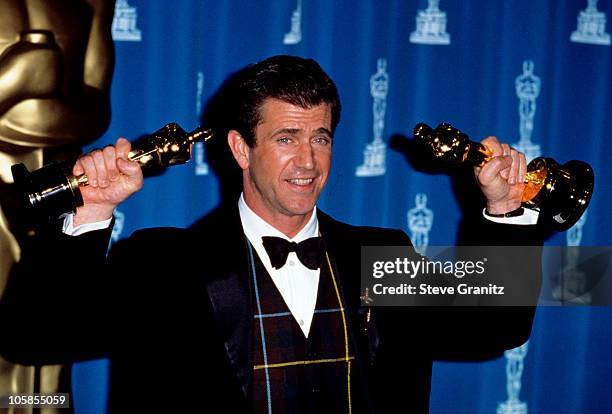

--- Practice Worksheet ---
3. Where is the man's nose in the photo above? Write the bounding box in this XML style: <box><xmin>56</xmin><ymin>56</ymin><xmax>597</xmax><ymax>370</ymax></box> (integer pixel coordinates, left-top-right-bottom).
<box><xmin>294</xmin><ymin>142</ymin><xmax>315</xmax><ymax>169</ymax></box>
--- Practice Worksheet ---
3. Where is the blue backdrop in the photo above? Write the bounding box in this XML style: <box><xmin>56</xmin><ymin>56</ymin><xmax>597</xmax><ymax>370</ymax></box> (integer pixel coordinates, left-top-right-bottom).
<box><xmin>72</xmin><ymin>1</ymin><xmax>612</xmax><ymax>413</ymax></box>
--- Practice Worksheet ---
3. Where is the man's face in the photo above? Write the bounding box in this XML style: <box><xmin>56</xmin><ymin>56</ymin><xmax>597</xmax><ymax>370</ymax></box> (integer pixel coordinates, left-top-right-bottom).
<box><xmin>237</xmin><ymin>98</ymin><xmax>333</xmax><ymax>228</ymax></box>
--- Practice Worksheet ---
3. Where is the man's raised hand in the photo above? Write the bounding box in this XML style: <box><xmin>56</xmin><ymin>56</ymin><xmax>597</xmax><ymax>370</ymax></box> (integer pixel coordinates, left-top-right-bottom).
<box><xmin>474</xmin><ymin>136</ymin><xmax>527</xmax><ymax>215</ymax></box>
<box><xmin>72</xmin><ymin>138</ymin><xmax>143</xmax><ymax>226</ymax></box>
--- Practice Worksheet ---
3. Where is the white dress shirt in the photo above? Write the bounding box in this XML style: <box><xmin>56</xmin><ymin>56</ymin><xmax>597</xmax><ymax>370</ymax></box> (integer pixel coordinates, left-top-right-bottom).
<box><xmin>62</xmin><ymin>212</ymin><xmax>113</xmax><ymax>235</ymax></box>
<box><xmin>482</xmin><ymin>207</ymin><xmax>539</xmax><ymax>225</ymax></box>
<box><xmin>238</xmin><ymin>194</ymin><xmax>320</xmax><ymax>337</ymax></box>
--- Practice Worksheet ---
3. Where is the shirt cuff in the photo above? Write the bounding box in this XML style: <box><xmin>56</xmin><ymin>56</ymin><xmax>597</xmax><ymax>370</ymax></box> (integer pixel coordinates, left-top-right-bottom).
<box><xmin>482</xmin><ymin>208</ymin><xmax>539</xmax><ymax>225</ymax></box>
<box><xmin>62</xmin><ymin>213</ymin><xmax>113</xmax><ymax>236</ymax></box>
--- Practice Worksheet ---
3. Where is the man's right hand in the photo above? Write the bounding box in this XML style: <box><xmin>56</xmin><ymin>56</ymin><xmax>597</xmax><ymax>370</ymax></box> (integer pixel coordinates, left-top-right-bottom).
<box><xmin>72</xmin><ymin>138</ymin><xmax>143</xmax><ymax>226</ymax></box>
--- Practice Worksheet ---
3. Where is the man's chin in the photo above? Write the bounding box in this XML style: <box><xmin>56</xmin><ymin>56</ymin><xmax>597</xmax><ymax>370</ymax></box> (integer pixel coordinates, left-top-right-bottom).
<box><xmin>282</xmin><ymin>201</ymin><xmax>317</xmax><ymax>218</ymax></box>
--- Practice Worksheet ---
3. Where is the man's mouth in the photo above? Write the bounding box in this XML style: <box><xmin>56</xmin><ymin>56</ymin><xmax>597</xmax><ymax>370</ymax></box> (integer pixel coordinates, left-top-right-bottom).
<box><xmin>286</xmin><ymin>178</ymin><xmax>314</xmax><ymax>186</ymax></box>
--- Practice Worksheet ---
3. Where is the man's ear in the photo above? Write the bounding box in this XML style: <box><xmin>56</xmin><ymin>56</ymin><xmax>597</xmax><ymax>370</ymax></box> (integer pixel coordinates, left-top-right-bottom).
<box><xmin>227</xmin><ymin>130</ymin><xmax>250</xmax><ymax>169</ymax></box>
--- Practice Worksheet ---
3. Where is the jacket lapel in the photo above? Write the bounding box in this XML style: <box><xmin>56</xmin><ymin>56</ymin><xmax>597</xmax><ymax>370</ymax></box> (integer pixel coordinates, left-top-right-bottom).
<box><xmin>317</xmin><ymin>211</ymin><xmax>376</xmax><ymax>392</ymax></box>
<box><xmin>191</xmin><ymin>205</ymin><xmax>253</xmax><ymax>398</ymax></box>
<box><xmin>317</xmin><ymin>210</ymin><xmax>362</xmax><ymax>311</ymax></box>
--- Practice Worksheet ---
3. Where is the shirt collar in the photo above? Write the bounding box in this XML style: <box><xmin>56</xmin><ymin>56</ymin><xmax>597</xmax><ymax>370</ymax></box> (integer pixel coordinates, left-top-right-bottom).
<box><xmin>238</xmin><ymin>193</ymin><xmax>319</xmax><ymax>245</ymax></box>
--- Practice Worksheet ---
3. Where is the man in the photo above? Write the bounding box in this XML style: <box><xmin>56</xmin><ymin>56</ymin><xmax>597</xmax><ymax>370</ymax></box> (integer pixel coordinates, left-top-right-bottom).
<box><xmin>1</xmin><ymin>55</ymin><xmax>541</xmax><ymax>413</ymax></box>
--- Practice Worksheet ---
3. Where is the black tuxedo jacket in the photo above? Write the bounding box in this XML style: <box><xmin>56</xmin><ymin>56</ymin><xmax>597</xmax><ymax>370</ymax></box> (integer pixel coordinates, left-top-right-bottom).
<box><xmin>0</xmin><ymin>205</ymin><xmax>541</xmax><ymax>413</ymax></box>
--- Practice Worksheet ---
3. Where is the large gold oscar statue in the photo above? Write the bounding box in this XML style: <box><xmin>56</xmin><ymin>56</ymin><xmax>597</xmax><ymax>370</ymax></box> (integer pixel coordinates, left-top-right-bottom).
<box><xmin>0</xmin><ymin>1</ymin><xmax>115</xmax><ymax>412</ymax></box>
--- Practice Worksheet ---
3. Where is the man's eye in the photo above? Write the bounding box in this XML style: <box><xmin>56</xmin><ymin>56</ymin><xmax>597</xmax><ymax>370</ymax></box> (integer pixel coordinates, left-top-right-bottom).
<box><xmin>277</xmin><ymin>137</ymin><xmax>291</xmax><ymax>144</ymax></box>
<box><xmin>313</xmin><ymin>136</ymin><xmax>330</xmax><ymax>145</ymax></box>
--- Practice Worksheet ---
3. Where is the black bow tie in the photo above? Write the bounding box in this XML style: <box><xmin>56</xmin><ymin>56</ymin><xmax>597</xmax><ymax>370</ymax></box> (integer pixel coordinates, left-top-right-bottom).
<box><xmin>261</xmin><ymin>236</ymin><xmax>326</xmax><ymax>270</ymax></box>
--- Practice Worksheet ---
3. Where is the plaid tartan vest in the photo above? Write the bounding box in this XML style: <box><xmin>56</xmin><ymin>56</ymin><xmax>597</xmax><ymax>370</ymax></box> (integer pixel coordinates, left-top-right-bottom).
<box><xmin>248</xmin><ymin>243</ymin><xmax>357</xmax><ymax>413</ymax></box>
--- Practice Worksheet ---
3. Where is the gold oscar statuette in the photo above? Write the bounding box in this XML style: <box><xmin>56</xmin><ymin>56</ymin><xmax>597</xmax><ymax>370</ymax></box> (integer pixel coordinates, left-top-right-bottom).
<box><xmin>0</xmin><ymin>1</ymin><xmax>117</xmax><ymax>408</ymax></box>
<box><xmin>413</xmin><ymin>122</ymin><xmax>594</xmax><ymax>231</ymax></box>
<box><xmin>11</xmin><ymin>123</ymin><xmax>212</xmax><ymax>219</ymax></box>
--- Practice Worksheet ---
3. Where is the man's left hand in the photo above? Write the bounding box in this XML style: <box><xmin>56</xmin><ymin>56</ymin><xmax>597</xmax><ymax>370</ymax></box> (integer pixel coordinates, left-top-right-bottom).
<box><xmin>474</xmin><ymin>136</ymin><xmax>526</xmax><ymax>215</ymax></box>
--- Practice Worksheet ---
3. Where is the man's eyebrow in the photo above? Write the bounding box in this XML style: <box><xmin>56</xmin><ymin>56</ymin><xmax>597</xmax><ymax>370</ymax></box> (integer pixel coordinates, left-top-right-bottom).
<box><xmin>271</xmin><ymin>128</ymin><xmax>301</xmax><ymax>136</ymax></box>
<box><xmin>270</xmin><ymin>127</ymin><xmax>333</xmax><ymax>137</ymax></box>
<box><xmin>314</xmin><ymin>127</ymin><xmax>333</xmax><ymax>137</ymax></box>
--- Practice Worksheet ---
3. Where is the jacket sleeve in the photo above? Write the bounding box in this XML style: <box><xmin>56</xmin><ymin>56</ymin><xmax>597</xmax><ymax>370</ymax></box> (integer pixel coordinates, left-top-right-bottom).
<box><xmin>425</xmin><ymin>215</ymin><xmax>543</xmax><ymax>360</ymax></box>
<box><xmin>0</xmin><ymin>223</ymin><xmax>115</xmax><ymax>364</ymax></box>
<box><xmin>376</xmin><ymin>214</ymin><xmax>544</xmax><ymax>361</ymax></box>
